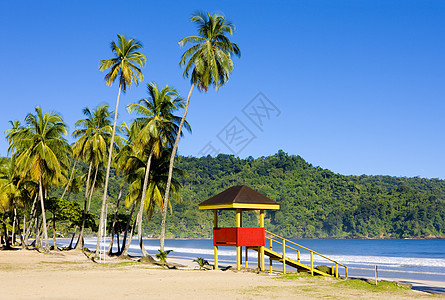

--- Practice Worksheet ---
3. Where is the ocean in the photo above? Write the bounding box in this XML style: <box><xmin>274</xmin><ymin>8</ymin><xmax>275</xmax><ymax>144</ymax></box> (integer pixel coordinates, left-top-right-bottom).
<box><xmin>80</xmin><ymin>238</ymin><xmax>445</xmax><ymax>282</ymax></box>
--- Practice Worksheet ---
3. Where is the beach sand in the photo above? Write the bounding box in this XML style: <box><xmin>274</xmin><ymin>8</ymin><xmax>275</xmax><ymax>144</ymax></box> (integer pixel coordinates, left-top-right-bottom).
<box><xmin>0</xmin><ymin>249</ymin><xmax>443</xmax><ymax>299</ymax></box>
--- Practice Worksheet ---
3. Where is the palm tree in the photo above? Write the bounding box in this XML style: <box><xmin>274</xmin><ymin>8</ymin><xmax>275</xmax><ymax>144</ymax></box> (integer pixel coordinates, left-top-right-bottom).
<box><xmin>160</xmin><ymin>11</ymin><xmax>241</xmax><ymax>251</ymax></box>
<box><xmin>97</xmin><ymin>34</ymin><xmax>146</xmax><ymax>256</ymax></box>
<box><xmin>8</xmin><ymin>107</ymin><xmax>71</xmax><ymax>252</ymax></box>
<box><xmin>72</xmin><ymin>104</ymin><xmax>113</xmax><ymax>250</ymax></box>
<box><xmin>127</xmin><ymin>82</ymin><xmax>188</xmax><ymax>257</ymax></box>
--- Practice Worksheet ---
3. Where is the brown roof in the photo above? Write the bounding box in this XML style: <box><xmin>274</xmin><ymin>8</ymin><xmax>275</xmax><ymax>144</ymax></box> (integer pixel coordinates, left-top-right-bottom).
<box><xmin>199</xmin><ymin>185</ymin><xmax>279</xmax><ymax>210</ymax></box>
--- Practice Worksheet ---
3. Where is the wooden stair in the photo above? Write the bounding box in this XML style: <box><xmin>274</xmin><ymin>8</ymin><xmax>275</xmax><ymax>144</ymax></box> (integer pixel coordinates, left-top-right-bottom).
<box><xmin>251</xmin><ymin>247</ymin><xmax>331</xmax><ymax>276</ymax></box>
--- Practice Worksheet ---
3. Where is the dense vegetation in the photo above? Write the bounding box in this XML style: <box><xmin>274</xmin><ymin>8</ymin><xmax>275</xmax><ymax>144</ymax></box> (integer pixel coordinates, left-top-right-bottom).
<box><xmin>152</xmin><ymin>151</ymin><xmax>445</xmax><ymax>239</ymax></box>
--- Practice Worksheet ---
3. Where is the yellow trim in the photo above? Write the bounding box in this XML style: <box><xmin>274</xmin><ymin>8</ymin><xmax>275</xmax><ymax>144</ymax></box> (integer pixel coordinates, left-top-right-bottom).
<box><xmin>199</xmin><ymin>203</ymin><xmax>280</xmax><ymax>210</ymax></box>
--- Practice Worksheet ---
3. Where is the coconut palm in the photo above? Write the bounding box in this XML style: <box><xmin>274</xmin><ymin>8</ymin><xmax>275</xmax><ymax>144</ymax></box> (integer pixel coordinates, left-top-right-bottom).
<box><xmin>97</xmin><ymin>34</ymin><xmax>146</xmax><ymax>256</ymax></box>
<box><xmin>160</xmin><ymin>11</ymin><xmax>241</xmax><ymax>251</ymax></box>
<box><xmin>72</xmin><ymin>104</ymin><xmax>113</xmax><ymax>250</ymax></box>
<box><xmin>127</xmin><ymin>82</ymin><xmax>189</xmax><ymax>257</ymax></box>
<box><xmin>8</xmin><ymin>107</ymin><xmax>71</xmax><ymax>252</ymax></box>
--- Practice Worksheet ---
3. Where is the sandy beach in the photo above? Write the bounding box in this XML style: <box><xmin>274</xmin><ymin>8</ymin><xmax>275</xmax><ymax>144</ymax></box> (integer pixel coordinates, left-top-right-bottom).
<box><xmin>0</xmin><ymin>249</ymin><xmax>444</xmax><ymax>299</ymax></box>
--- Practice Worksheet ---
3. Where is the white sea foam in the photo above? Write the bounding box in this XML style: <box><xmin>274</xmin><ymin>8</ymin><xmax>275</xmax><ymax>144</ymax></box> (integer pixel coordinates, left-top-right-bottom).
<box><xmin>83</xmin><ymin>238</ymin><xmax>445</xmax><ymax>271</ymax></box>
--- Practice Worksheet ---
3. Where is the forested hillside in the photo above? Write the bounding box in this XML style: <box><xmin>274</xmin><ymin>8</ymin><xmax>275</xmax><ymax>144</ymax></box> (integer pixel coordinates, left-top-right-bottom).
<box><xmin>59</xmin><ymin>151</ymin><xmax>445</xmax><ymax>239</ymax></box>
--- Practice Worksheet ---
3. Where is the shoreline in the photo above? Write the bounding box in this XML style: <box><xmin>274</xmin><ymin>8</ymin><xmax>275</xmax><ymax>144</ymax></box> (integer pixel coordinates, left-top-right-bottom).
<box><xmin>1</xmin><ymin>249</ymin><xmax>444</xmax><ymax>299</ymax></box>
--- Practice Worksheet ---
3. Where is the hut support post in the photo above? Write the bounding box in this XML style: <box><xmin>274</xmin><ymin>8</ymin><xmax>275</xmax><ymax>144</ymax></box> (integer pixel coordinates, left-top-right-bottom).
<box><xmin>236</xmin><ymin>209</ymin><xmax>241</xmax><ymax>270</ymax></box>
<box><xmin>214</xmin><ymin>210</ymin><xmax>218</xmax><ymax>270</ymax></box>
<box><xmin>260</xmin><ymin>209</ymin><xmax>265</xmax><ymax>271</ymax></box>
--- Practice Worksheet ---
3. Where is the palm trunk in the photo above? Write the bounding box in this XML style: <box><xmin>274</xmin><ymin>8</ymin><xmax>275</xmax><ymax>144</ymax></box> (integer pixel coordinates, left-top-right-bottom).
<box><xmin>97</xmin><ymin>82</ymin><xmax>122</xmax><ymax>257</ymax></box>
<box><xmin>3</xmin><ymin>222</ymin><xmax>10</xmax><ymax>249</ymax></box>
<box><xmin>21</xmin><ymin>213</ymin><xmax>26</xmax><ymax>249</ymax></box>
<box><xmin>107</xmin><ymin>181</ymin><xmax>124</xmax><ymax>255</ymax></box>
<box><xmin>69</xmin><ymin>226</ymin><xmax>77</xmax><ymax>249</ymax></box>
<box><xmin>160</xmin><ymin>82</ymin><xmax>194</xmax><ymax>251</ymax></box>
<box><xmin>14</xmin><ymin>212</ymin><xmax>23</xmax><ymax>247</ymax></box>
<box><xmin>61</xmin><ymin>160</ymin><xmax>77</xmax><ymax>199</ymax></box>
<box><xmin>137</xmin><ymin>150</ymin><xmax>154</xmax><ymax>258</ymax></box>
<box><xmin>75</xmin><ymin>161</ymin><xmax>93</xmax><ymax>250</ymax></box>
<box><xmin>120</xmin><ymin>201</ymin><xmax>136</xmax><ymax>256</ymax></box>
<box><xmin>87</xmin><ymin>163</ymin><xmax>99</xmax><ymax>212</ymax></box>
<box><xmin>24</xmin><ymin>195</ymin><xmax>38</xmax><ymax>248</ymax></box>
<box><xmin>52</xmin><ymin>212</ymin><xmax>57</xmax><ymax>250</ymax></box>
<box><xmin>12</xmin><ymin>208</ymin><xmax>17</xmax><ymax>245</ymax></box>
<box><xmin>116</xmin><ymin>232</ymin><xmax>120</xmax><ymax>253</ymax></box>
<box><xmin>38</xmin><ymin>175</ymin><xmax>49</xmax><ymax>253</ymax></box>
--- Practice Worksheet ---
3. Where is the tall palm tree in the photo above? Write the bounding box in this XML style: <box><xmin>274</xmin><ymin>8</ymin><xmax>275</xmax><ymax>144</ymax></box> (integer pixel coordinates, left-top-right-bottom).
<box><xmin>127</xmin><ymin>82</ymin><xmax>189</xmax><ymax>257</ymax></box>
<box><xmin>8</xmin><ymin>107</ymin><xmax>71</xmax><ymax>252</ymax></box>
<box><xmin>160</xmin><ymin>11</ymin><xmax>241</xmax><ymax>251</ymax></box>
<box><xmin>72</xmin><ymin>104</ymin><xmax>113</xmax><ymax>250</ymax></box>
<box><xmin>97</xmin><ymin>34</ymin><xmax>146</xmax><ymax>256</ymax></box>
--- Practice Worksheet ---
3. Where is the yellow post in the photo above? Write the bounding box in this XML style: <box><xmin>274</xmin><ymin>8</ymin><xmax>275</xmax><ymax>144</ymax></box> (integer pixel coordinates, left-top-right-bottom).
<box><xmin>260</xmin><ymin>210</ymin><xmax>265</xmax><ymax>271</ymax></box>
<box><xmin>214</xmin><ymin>246</ymin><xmax>218</xmax><ymax>270</ymax></box>
<box><xmin>236</xmin><ymin>209</ymin><xmax>241</xmax><ymax>270</ymax></box>
<box><xmin>297</xmin><ymin>250</ymin><xmax>300</xmax><ymax>262</ymax></box>
<box><xmin>245</xmin><ymin>247</ymin><xmax>248</xmax><ymax>268</ymax></box>
<box><xmin>345</xmin><ymin>266</ymin><xmax>348</xmax><ymax>279</ymax></box>
<box><xmin>269</xmin><ymin>238</ymin><xmax>273</xmax><ymax>273</ymax></box>
<box><xmin>282</xmin><ymin>239</ymin><xmax>286</xmax><ymax>274</ymax></box>
<box><xmin>331</xmin><ymin>266</ymin><xmax>334</xmax><ymax>276</ymax></box>
<box><xmin>310</xmin><ymin>251</ymin><xmax>314</xmax><ymax>276</ymax></box>
<box><xmin>336</xmin><ymin>263</ymin><xmax>339</xmax><ymax>278</ymax></box>
<box><xmin>214</xmin><ymin>210</ymin><xmax>218</xmax><ymax>270</ymax></box>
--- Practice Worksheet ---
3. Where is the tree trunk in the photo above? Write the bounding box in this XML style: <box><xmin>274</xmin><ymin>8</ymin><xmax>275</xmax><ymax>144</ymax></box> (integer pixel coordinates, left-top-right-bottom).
<box><xmin>97</xmin><ymin>82</ymin><xmax>122</xmax><ymax>257</ymax></box>
<box><xmin>120</xmin><ymin>201</ymin><xmax>136</xmax><ymax>257</ymax></box>
<box><xmin>69</xmin><ymin>226</ymin><xmax>77</xmax><ymax>249</ymax></box>
<box><xmin>160</xmin><ymin>82</ymin><xmax>195</xmax><ymax>251</ymax></box>
<box><xmin>87</xmin><ymin>163</ymin><xmax>99</xmax><ymax>212</ymax></box>
<box><xmin>38</xmin><ymin>175</ymin><xmax>49</xmax><ymax>253</ymax></box>
<box><xmin>16</xmin><ymin>214</ymin><xmax>23</xmax><ymax>248</ymax></box>
<box><xmin>61</xmin><ymin>160</ymin><xmax>77</xmax><ymax>199</ymax></box>
<box><xmin>137</xmin><ymin>150</ymin><xmax>154</xmax><ymax>258</ymax></box>
<box><xmin>3</xmin><ymin>223</ymin><xmax>10</xmax><ymax>249</ymax></box>
<box><xmin>75</xmin><ymin>161</ymin><xmax>93</xmax><ymax>251</ymax></box>
<box><xmin>107</xmin><ymin>181</ymin><xmax>124</xmax><ymax>255</ymax></box>
<box><xmin>116</xmin><ymin>232</ymin><xmax>120</xmax><ymax>253</ymax></box>
<box><xmin>52</xmin><ymin>212</ymin><xmax>57</xmax><ymax>250</ymax></box>
<box><xmin>24</xmin><ymin>195</ymin><xmax>38</xmax><ymax>248</ymax></box>
<box><xmin>12</xmin><ymin>208</ymin><xmax>17</xmax><ymax>245</ymax></box>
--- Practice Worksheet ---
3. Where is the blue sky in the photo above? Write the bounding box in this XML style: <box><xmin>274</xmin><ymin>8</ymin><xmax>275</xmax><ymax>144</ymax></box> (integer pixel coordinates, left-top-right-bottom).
<box><xmin>1</xmin><ymin>0</ymin><xmax>444</xmax><ymax>179</ymax></box>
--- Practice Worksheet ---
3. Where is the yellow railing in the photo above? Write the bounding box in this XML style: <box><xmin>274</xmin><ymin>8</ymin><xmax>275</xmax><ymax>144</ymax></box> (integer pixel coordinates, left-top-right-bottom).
<box><xmin>265</xmin><ymin>230</ymin><xmax>348</xmax><ymax>278</ymax></box>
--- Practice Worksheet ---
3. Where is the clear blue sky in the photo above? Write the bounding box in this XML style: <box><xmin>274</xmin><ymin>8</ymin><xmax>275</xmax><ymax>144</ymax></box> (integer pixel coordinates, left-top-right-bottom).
<box><xmin>1</xmin><ymin>0</ymin><xmax>444</xmax><ymax>179</ymax></box>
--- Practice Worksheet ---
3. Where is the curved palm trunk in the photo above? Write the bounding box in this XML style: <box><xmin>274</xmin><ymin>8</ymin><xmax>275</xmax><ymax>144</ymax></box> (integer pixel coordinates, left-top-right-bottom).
<box><xmin>24</xmin><ymin>195</ymin><xmax>38</xmax><ymax>248</ymax></box>
<box><xmin>137</xmin><ymin>150</ymin><xmax>154</xmax><ymax>258</ymax></box>
<box><xmin>75</xmin><ymin>161</ymin><xmax>93</xmax><ymax>250</ymax></box>
<box><xmin>120</xmin><ymin>201</ymin><xmax>136</xmax><ymax>257</ymax></box>
<box><xmin>52</xmin><ymin>212</ymin><xmax>57</xmax><ymax>250</ymax></box>
<box><xmin>68</xmin><ymin>226</ymin><xmax>77</xmax><ymax>249</ymax></box>
<box><xmin>38</xmin><ymin>175</ymin><xmax>49</xmax><ymax>253</ymax></box>
<box><xmin>160</xmin><ymin>82</ymin><xmax>194</xmax><ymax>251</ymax></box>
<box><xmin>107</xmin><ymin>181</ymin><xmax>124</xmax><ymax>255</ymax></box>
<box><xmin>87</xmin><ymin>163</ymin><xmax>99</xmax><ymax>212</ymax></box>
<box><xmin>61</xmin><ymin>160</ymin><xmax>77</xmax><ymax>199</ymax></box>
<box><xmin>97</xmin><ymin>83</ymin><xmax>122</xmax><ymax>257</ymax></box>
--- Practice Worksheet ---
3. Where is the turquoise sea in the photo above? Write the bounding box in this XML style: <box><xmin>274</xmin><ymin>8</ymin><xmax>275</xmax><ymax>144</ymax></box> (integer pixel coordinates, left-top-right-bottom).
<box><xmin>81</xmin><ymin>238</ymin><xmax>445</xmax><ymax>282</ymax></box>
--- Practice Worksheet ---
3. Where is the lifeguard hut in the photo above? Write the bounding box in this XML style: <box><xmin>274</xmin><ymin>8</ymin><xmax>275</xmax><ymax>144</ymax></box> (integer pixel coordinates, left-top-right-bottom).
<box><xmin>199</xmin><ymin>185</ymin><xmax>349</xmax><ymax>277</ymax></box>
<box><xmin>198</xmin><ymin>185</ymin><xmax>279</xmax><ymax>271</ymax></box>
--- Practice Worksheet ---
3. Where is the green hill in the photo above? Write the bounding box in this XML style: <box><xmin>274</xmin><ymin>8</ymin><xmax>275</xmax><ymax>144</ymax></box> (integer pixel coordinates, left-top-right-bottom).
<box><xmin>59</xmin><ymin>150</ymin><xmax>445</xmax><ymax>239</ymax></box>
